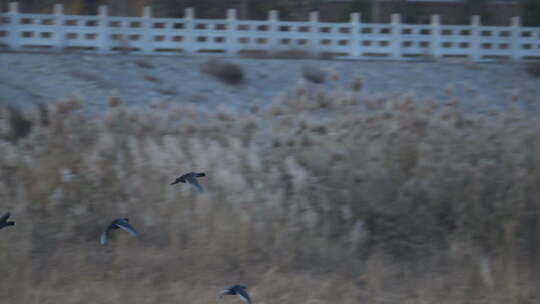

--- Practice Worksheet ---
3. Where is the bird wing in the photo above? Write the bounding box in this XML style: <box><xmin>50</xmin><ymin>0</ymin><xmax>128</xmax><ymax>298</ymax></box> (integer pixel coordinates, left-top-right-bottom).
<box><xmin>0</xmin><ymin>212</ymin><xmax>10</xmax><ymax>223</ymax></box>
<box><xmin>236</xmin><ymin>288</ymin><xmax>252</xmax><ymax>304</ymax></box>
<box><xmin>186</xmin><ymin>175</ymin><xmax>204</xmax><ymax>192</ymax></box>
<box><xmin>218</xmin><ymin>290</ymin><xmax>229</xmax><ymax>300</ymax></box>
<box><xmin>100</xmin><ymin>230</ymin><xmax>109</xmax><ymax>245</ymax></box>
<box><xmin>116</xmin><ymin>219</ymin><xmax>140</xmax><ymax>237</ymax></box>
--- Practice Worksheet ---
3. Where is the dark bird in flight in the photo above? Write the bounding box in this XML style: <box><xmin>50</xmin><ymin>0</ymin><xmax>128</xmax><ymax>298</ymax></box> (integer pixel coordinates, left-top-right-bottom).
<box><xmin>100</xmin><ymin>218</ymin><xmax>139</xmax><ymax>245</ymax></box>
<box><xmin>219</xmin><ymin>285</ymin><xmax>252</xmax><ymax>304</ymax></box>
<box><xmin>0</xmin><ymin>212</ymin><xmax>15</xmax><ymax>230</ymax></box>
<box><xmin>171</xmin><ymin>172</ymin><xmax>206</xmax><ymax>192</ymax></box>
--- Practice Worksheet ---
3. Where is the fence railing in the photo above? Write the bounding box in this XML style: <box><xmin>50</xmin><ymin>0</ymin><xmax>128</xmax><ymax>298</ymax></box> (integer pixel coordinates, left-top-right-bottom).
<box><xmin>1</xmin><ymin>2</ymin><xmax>539</xmax><ymax>61</ymax></box>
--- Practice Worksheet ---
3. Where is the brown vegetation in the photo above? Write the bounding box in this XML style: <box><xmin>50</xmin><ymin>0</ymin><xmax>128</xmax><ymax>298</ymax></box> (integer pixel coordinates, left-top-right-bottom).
<box><xmin>1</xmin><ymin>82</ymin><xmax>540</xmax><ymax>303</ymax></box>
<box><xmin>134</xmin><ymin>59</ymin><xmax>155</xmax><ymax>70</ymax></box>
<box><xmin>69</xmin><ymin>70</ymin><xmax>111</xmax><ymax>88</ymax></box>
<box><xmin>142</xmin><ymin>74</ymin><xmax>161</xmax><ymax>83</ymax></box>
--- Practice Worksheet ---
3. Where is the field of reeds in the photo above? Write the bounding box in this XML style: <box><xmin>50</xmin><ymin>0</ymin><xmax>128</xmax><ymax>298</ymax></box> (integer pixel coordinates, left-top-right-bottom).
<box><xmin>1</xmin><ymin>80</ymin><xmax>539</xmax><ymax>304</ymax></box>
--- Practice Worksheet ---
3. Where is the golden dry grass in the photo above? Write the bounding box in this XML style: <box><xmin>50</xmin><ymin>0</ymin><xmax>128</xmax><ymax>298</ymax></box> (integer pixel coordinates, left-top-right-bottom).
<box><xmin>1</xmin><ymin>81</ymin><xmax>539</xmax><ymax>304</ymax></box>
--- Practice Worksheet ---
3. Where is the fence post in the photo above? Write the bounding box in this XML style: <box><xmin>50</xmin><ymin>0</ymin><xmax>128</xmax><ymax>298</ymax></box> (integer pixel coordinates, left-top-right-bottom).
<box><xmin>141</xmin><ymin>6</ymin><xmax>153</xmax><ymax>53</ymax></box>
<box><xmin>53</xmin><ymin>3</ymin><xmax>64</xmax><ymax>51</ymax></box>
<box><xmin>390</xmin><ymin>13</ymin><xmax>401</xmax><ymax>59</ymax></box>
<box><xmin>267</xmin><ymin>10</ymin><xmax>279</xmax><ymax>54</ymax></box>
<box><xmin>226</xmin><ymin>8</ymin><xmax>237</xmax><ymax>56</ymax></box>
<box><xmin>98</xmin><ymin>5</ymin><xmax>109</xmax><ymax>54</ymax></box>
<box><xmin>510</xmin><ymin>16</ymin><xmax>521</xmax><ymax>61</ymax></box>
<box><xmin>470</xmin><ymin>15</ymin><xmax>481</xmax><ymax>61</ymax></box>
<box><xmin>184</xmin><ymin>7</ymin><xmax>195</xmax><ymax>54</ymax></box>
<box><xmin>8</xmin><ymin>2</ymin><xmax>20</xmax><ymax>50</ymax></box>
<box><xmin>430</xmin><ymin>15</ymin><xmax>440</xmax><ymax>59</ymax></box>
<box><xmin>350</xmin><ymin>12</ymin><xmax>361</xmax><ymax>58</ymax></box>
<box><xmin>308</xmin><ymin>11</ymin><xmax>319</xmax><ymax>55</ymax></box>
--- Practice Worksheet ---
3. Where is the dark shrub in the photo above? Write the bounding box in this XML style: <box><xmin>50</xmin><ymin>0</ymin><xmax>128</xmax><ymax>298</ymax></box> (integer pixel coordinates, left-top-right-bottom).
<box><xmin>7</xmin><ymin>106</ymin><xmax>32</xmax><ymax>142</ymax></box>
<box><xmin>200</xmin><ymin>58</ymin><xmax>244</xmax><ymax>85</ymax></box>
<box><xmin>526</xmin><ymin>62</ymin><xmax>540</xmax><ymax>78</ymax></box>
<box><xmin>302</xmin><ymin>65</ymin><xmax>326</xmax><ymax>84</ymax></box>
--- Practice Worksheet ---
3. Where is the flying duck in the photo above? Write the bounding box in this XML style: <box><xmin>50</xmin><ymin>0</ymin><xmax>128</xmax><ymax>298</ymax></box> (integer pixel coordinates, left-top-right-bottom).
<box><xmin>171</xmin><ymin>172</ymin><xmax>206</xmax><ymax>192</ymax></box>
<box><xmin>219</xmin><ymin>285</ymin><xmax>252</xmax><ymax>304</ymax></box>
<box><xmin>100</xmin><ymin>218</ymin><xmax>139</xmax><ymax>245</ymax></box>
<box><xmin>0</xmin><ymin>212</ymin><xmax>15</xmax><ymax>230</ymax></box>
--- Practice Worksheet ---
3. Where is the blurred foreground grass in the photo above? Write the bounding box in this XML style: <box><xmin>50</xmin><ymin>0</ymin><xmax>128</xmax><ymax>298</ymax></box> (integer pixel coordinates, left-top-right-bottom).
<box><xmin>0</xmin><ymin>82</ymin><xmax>539</xmax><ymax>303</ymax></box>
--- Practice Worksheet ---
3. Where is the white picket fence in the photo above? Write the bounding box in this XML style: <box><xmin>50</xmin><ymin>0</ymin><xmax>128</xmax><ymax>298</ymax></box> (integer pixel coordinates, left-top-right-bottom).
<box><xmin>1</xmin><ymin>2</ymin><xmax>540</xmax><ymax>61</ymax></box>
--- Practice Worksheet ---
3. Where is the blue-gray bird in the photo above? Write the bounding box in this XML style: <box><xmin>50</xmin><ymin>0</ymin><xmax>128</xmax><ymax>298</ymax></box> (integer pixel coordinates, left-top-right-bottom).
<box><xmin>171</xmin><ymin>172</ymin><xmax>206</xmax><ymax>192</ymax></box>
<box><xmin>0</xmin><ymin>212</ymin><xmax>15</xmax><ymax>230</ymax></box>
<box><xmin>100</xmin><ymin>218</ymin><xmax>139</xmax><ymax>245</ymax></box>
<box><xmin>219</xmin><ymin>285</ymin><xmax>252</xmax><ymax>304</ymax></box>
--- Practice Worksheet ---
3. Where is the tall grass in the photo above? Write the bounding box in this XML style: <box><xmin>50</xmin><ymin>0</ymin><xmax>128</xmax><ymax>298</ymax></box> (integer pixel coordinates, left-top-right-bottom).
<box><xmin>0</xmin><ymin>82</ymin><xmax>539</xmax><ymax>304</ymax></box>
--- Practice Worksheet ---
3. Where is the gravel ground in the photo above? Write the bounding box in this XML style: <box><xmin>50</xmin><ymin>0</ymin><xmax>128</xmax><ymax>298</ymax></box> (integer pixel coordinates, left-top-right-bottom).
<box><xmin>0</xmin><ymin>52</ymin><xmax>539</xmax><ymax>113</ymax></box>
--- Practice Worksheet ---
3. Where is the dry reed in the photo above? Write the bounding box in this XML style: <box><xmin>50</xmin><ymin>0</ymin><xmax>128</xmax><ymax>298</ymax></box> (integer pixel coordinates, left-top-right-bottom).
<box><xmin>1</xmin><ymin>82</ymin><xmax>539</xmax><ymax>304</ymax></box>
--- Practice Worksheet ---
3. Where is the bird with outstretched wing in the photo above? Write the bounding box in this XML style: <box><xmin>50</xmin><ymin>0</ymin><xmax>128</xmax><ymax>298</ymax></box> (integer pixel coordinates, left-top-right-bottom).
<box><xmin>100</xmin><ymin>218</ymin><xmax>139</xmax><ymax>245</ymax></box>
<box><xmin>171</xmin><ymin>172</ymin><xmax>206</xmax><ymax>192</ymax></box>
<box><xmin>0</xmin><ymin>212</ymin><xmax>15</xmax><ymax>230</ymax></box>
<box><xmin>219</xmin><ymin>285</ymin><xmax>252</xmax><ymax>304</ymax></box>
